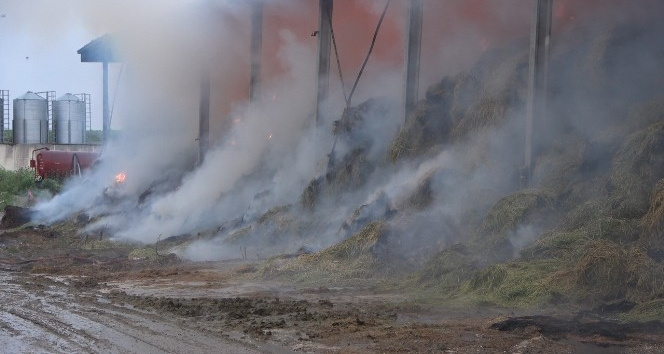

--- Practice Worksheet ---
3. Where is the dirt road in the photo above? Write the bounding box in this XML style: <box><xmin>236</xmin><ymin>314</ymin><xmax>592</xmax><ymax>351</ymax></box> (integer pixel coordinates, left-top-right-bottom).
<box><xmin>0</xmin><ymin>272</ymin><xmax>266</xmax><ymax>354</ymax></box>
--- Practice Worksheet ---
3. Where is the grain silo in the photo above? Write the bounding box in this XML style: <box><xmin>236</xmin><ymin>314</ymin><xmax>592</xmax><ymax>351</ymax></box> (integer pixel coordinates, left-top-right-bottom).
<box><xmin>13</xmin><ymin>91</ymin><xmax>48</xmax><ymax>144</ymax></box>
<box><xmin>53</xmin><ymin>93</ymin><xmax>86</xmax><ymax>144</ymax></box>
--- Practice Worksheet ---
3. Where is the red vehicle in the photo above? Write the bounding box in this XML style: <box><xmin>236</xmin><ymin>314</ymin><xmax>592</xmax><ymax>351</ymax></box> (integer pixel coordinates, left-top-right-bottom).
<box><xmin>30</xmin><ymin>148</ymin><xmax>98</xmax><ymax>180</ymax></box>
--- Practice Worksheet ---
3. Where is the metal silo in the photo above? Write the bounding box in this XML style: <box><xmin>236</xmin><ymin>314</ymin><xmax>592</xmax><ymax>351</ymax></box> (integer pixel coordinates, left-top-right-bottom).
<box><xmin>53</xmin><ymin>93</ymin><xmax>86</xmax><ymax>144</ymax></box>
<box><xmin>13</xmin><ymin>91</ymin><xmax>48</xmax><ymax>144</ymax></box>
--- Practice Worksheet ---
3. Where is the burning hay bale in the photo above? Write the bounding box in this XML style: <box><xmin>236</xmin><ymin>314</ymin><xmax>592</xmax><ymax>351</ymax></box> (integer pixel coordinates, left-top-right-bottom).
<box><xmin>610</xmin><ymin>121</ymin><xmax>664</xmax><ymax>218</ymax></box>
<box><xmin>389</xmin><ymin>102</ymin><xmax>452</xmax><ymax>163</ymax></box>
<box><xmin>300</xmin><ymin>148</ymin><xmax>373</xmax><ymax>211</ymax></box>
<box><xmin>337</xmin><ymin>192</ymin><xmax>394</xmax><ymax>239</ymax></box>
<box><xmin>0</xmin><ymin>206</ymin><xmax>33</xmax><ymax>229</ymax></box>
<box><xmin>450</xmin><ymin>95</ymin><xmax>510</xmax><ymax>140</ymax></box>
<box><xmin>389</xmin><ymin>77</ymin><xmax>455</xmax><ymax>163</ymax></box>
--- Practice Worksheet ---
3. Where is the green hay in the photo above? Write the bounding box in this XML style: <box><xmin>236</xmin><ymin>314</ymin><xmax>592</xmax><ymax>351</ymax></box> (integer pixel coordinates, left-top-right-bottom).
<box><xmin>571</xmin><ymin>240</ymin><xmax>664</xmax><ymax>302</ymax></box>
<box><xmin>621</xmin><ymin>299</ymin><xmax>664</xmax><ymax>322</ymax></box>
<box><xmin>128</xmin><ymin>247</ymin><xmax>161</xmax><ymax>261</ymax></box>
<box><xmin>480</xmin><ymin>189</ymin><xmax>555</xmax><ymax>237</ymax></box>
<box><xmin>451</xmin><ymin>95</ymin><xmax>510</xmax><ymax>140</ymax></box>
<box><xmin>417</xmin><ymin>244</ymin><xmax>477</xmax><ymax>289</ymax></box>
<box><xmin>257</xmin><ymin>222</ymin><xmax>388</xmax><ymax>284</ymax></box>
<box><xmin>531</xmin><ymin>135</ymin><xmax>586</xmax><ymax>198</ymax></box>
<box><xmin>406</xmin><ymin>169</ymin><xmax>435</xmax><ymax>210</ymax></box>
<box><xmin>610</xmin><ymin>121</ymin><xmax>664</xmax><ymax>218</ymax></box>
<box><xmin>461</xmin><ymin>260</ymin><xmax>567</xmax><ymax>307</ymax></box>
<box><xmin>301</xmin><ymin>149</ymin><xmax>373</xmax><ymax>211</ymax></box>
<box><xmin>521</xmin><ymin>229</ymin><xmax>591</xmax><ymax>260</ymax></box>
<box><xmin>389</xmin><ymin>101</ymin><xmax>450</xmax><ymax>163</ymax></box>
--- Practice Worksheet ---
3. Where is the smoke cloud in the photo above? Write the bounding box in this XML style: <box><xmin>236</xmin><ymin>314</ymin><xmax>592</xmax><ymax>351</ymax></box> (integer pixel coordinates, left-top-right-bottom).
<box><xmin>31</xmin><ymin>0</ymin><xmax>664</xmax><ymax>267</ymax></box>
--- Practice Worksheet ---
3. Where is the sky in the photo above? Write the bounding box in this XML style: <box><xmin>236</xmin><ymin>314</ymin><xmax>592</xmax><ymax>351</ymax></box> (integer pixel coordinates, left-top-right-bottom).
<box><xmin>0</xmin><ymin>0</ymin><xmax>194</xmax><ymax>131</ymax></box>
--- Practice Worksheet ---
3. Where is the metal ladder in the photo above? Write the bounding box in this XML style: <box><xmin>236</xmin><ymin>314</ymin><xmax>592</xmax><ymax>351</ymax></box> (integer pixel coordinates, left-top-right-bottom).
<box><xmin>1</xmin><ymin>90</ymin><xmax>8</xmax><ymax>143</ymax></box>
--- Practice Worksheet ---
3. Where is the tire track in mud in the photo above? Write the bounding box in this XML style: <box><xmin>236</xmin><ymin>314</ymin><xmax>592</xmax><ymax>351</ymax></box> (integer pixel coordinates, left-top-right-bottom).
<box><xmin>0</xmin><ymin>272</ymin><xmax>262</xmax><ymax>354</ymax></box>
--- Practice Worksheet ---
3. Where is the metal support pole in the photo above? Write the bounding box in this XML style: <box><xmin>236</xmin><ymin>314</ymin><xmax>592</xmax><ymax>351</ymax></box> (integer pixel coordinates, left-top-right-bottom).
<box><xmin>198</xmin><ymin>75</ymin><xmax>211</xmax><ymax>165</ymax></box>
<box><xmin>102</xmin><ymin>60</ymin><xmax>110</xmax><ymax>144</ymax></box>
<box><xmin>524</xmin><ymin>0</ymin><xmax>553</xmax><ymax>183</ymax></box>
<box><xmin>404</xmin><ymin>0</ymin><xmax>423</xmax><ymax>121</ymax></box>
<box><xmin>316</xmin><ymin>0</ymin><xmax>333</xmax><ymax>123</ymax></box>
<box><xmin>250</xmin><ymin>1</ymin><xmax>264</xmax><ymax>102</ymax></box>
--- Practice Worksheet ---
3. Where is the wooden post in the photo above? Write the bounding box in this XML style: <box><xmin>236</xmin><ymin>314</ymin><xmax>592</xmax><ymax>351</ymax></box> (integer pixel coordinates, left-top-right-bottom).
<box><xmin>250</xmin><ymin>1</ymin><xmax>264</xmax><ymax>102</ymax></box>
<box><xmin>316</xmin><ymin>0</ymin><xmax>333</xmax><ymax>123</ymax></box>
<box><xmin>524</xmin><ymin>0</ymin><xmax>553</xmax><ymax>183</ymax></box>
<box><xmin>404</xmin><ymin>0</ymin><xmax>423</xmax><ymax>121</ymax></box>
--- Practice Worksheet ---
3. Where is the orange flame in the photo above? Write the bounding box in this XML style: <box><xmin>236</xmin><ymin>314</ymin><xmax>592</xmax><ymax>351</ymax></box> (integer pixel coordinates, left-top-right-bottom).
<box><xmin>115</xmin><ymin>172</ymin><xmax>127</xmax><ymax>183</ymax></box>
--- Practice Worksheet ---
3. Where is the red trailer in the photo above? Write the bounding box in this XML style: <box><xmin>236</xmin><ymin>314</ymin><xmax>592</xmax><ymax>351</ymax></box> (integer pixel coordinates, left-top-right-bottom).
<box><xmin>30</xmin><ymin>148</ymin><xmax>98</xmax><ymax>180</ymax></box>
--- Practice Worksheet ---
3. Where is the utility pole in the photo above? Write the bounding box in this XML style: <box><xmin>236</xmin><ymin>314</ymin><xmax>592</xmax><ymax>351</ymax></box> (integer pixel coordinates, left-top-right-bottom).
<box><xmin>404</xmin><ymin>0</ymin><xmax>423</xmax><ymax>121</ymax></box>
<box><xmin>524</xmin><ymin>0</ymin><xmax>553</xmax><ymax>184</ymax></box>
<box><xmin>316</xmin><ymin>0</ymin><xmax>333</xmax><ymax>123</ymax></box>
<box><xmin>250</xmin><ymin>1</ymin><xmax>264</xmax><ymax>102</ymax></box>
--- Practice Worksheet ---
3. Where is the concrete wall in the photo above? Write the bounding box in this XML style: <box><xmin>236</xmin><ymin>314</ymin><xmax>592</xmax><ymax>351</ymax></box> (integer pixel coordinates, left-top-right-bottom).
<box><xmin>0</xmin><ymin>143</ymin><xmax>102</xmax><ymax>171</ymax></box>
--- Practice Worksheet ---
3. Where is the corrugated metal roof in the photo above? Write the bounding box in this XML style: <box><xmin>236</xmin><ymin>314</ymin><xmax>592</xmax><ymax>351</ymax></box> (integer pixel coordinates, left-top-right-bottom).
<box><xmin>16</xmin><ymin>91</ymin><xmax>45</xmax><ymax>100</ymax></box>
<box><xmin>77</xmin><ymin>34</ymin><xmax>120</xmax><ymax>63</ymax></box>
<box><xmin>56</xmin><ymin>93</ymin><xmax>80</xmax><ymax>101</ymax></box>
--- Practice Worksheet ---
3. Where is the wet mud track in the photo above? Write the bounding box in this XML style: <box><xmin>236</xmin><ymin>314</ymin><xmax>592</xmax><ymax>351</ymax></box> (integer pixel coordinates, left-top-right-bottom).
<box><xmin>0</xmin><ymin>272</ymin><xmax>261</xmax><ymax>353</ymax></box>
<box><xmin>2</xmin><ymin>268</ymin><xmax>664</xmax><ymax>353</ymax></box>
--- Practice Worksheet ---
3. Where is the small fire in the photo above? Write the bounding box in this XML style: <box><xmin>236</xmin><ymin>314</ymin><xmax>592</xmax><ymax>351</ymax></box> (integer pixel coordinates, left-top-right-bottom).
<box><xmin>115</xmin><ymin>172</ymin><xmax>127</xmax><ymax>183</ymax></box>
<box><xmin>267</xmin><ymin>133</ymin><xmax>273</xmax><ymax>139</ymax></box>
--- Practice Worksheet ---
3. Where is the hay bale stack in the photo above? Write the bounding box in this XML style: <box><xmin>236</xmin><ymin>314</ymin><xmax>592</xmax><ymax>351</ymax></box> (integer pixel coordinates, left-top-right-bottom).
<box><xmin>531</xmin><ymin>135</ymin><xmax>586</xmax><ymax>199</ymax></box>
<box><xmin>573</xmin><ymin>240</ymin><xmax>664</xmax><ymax>301</ymax></box>
<box><xmin>418</xmin><ymin>244</ymin><xmax>477</xmax><ymax>288</ymax></box>
<box><xmin>476</xmin><ymin>189</ymin><xmax>556</xmax><ymax>263</ymax></box>
<box><xmin>480</xmin><ymin>189</ymin><xmax>555</xmax><ymax>238</ymax></box>
<box><xmin>451</xmin><ymin>95</ymin><xmax>510</xmax><ymax>140</ymax></box>
<box><xmin>610</xmin><ymin>121</ymin><xmax>664</xmax><ymax>218</ymax></box>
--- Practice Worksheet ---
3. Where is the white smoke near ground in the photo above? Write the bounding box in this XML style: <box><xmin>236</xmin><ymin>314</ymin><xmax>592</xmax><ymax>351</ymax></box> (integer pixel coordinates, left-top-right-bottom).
<box><xmin>30</xmin><ymin>0</ymin><xmax>664</xmax><ymax>267</ymax></box>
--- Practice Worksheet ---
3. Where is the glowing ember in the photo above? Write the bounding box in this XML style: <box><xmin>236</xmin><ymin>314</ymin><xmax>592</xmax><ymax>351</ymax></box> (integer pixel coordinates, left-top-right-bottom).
<box><xmin>115</xmin><ymin>172</ymin><xmax>127</xmax><ymax>183</ymax></box>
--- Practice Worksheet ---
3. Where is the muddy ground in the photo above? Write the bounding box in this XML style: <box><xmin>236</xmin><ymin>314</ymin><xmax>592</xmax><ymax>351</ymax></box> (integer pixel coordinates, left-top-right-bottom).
<box><xmin>1</xmin><ymin>223</ymin><xmax>663</xmax><ymax>353</ymax></box>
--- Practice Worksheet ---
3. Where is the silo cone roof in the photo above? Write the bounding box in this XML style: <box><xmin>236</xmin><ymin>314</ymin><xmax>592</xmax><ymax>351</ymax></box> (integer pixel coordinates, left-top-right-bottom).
<box><xmin>57</xmin><ymin>93</ymin><xmax>81</xmax><ymax>101</ymax></box>
<box><xmin>16</xmin><ymin>91</ymin><xmax>45</xmax><ymax>100</ymax></box>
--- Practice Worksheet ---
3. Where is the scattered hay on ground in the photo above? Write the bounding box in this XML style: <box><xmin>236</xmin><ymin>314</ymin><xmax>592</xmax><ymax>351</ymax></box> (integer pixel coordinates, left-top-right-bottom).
<box><xmin>257</xmin><ymin>222</ymin><xmax>389</xmax><ymax>284</ymax></box>
<box><xmin>622</xmin><ymin>299</ymin><xmax>664</xmax><ymax>322</ymax></box>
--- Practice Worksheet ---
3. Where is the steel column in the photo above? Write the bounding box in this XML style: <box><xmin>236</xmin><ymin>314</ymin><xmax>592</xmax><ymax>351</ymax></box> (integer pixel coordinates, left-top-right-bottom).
<box><xmin>524</xmin><ymin>0</ymin><xmax>553</xmax><ymax>182</ymax></box>
<box><xmin>316</xmin><ymin>0</ymin><xmax>333</xmax><ymax>123</ymax></box>
<box><xmin>102</xmin><ymin>60</ymin><xmax>110</xmax><ymax>144</ymax></box>
<box><xmin>250</xmin><ymin>1</ymin><xmax>264</xmax><ymax>102</ymax></box>
<box><xmin>199</xmin><ymin>75</ymin><xmax>211</xmax><ymax>165</ymax></box>
<box><xmin>404</xmin><ymin>0</ymin><xmax>423</xmax><ymax>121</ymax></box>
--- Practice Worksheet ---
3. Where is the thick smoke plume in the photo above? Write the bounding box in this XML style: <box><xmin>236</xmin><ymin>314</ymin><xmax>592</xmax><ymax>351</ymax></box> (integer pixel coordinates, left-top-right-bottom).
<box><xmin>32</xmin><ymin>0</ymin><xmax>664</xmax><ymax>266</ymax></box>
